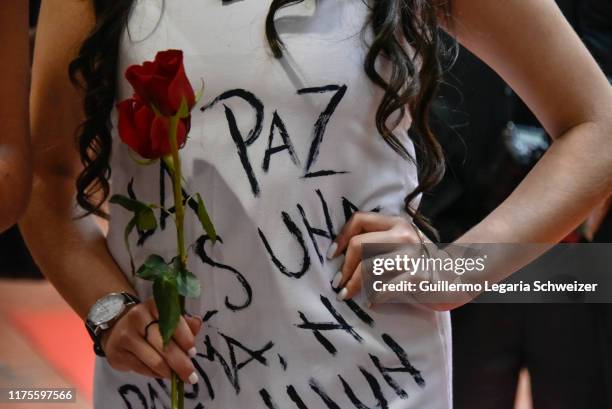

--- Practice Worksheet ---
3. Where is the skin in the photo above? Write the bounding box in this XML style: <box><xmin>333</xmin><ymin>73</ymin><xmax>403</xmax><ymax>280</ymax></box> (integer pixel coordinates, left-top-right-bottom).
<box><xmin>583</xmin><ymin>197</ymin><xmax>611</xmax><ymax>241</ymax></box>
<box><xmin>0</xmin><ymin>0</ymin><xmax>32</xmax><ymax>233</ymax></box>
<box><xmin>334</xmin><ymin>0</ymin><xmax>612</xmax><ymax>301</ymax></box>
<box><xmin>21</xmin><ymin>0</ymin><xmax>612</xmax><ymax>381</ymax></box>
<box><xmin>21</xmin><ymin>0</ymin><xmax>201</xmax><ymax>384</ymax></box>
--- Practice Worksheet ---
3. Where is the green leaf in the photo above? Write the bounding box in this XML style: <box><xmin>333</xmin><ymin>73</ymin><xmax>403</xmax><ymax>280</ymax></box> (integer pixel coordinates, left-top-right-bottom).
<box><xmin>136</xmin><ymin>207</ymin><xmax>157</xmax><ymax>231</ymax></box>
<box><xmin>177</xmin><ymin>269</ymin><xmax>201</xmax><ymax>298</ymax></box>
<box><xmin>153</xmin><ymin>273</ymin><xmax>181</xmax><ymax>346</ymax></box>
<box><xmin>112</xmin><ymin>195</ymin><xmax>158</xmax><ymax>276</ymax></box>
<box><xmin>110</xmin><ymin>195</ymin><xmax>146</xmax><ymax>212</ymax></box>
<box><xmin>124</xmin><ymin>217</ymin><xmax>137</xmax><ymax>274</ymax></box>
<box><xmin>195</xmin><ymin>193</ymin><xmax>217</xmax><ymax>243</ymax></box>
<box><xmin>111</xmin><ymin>195</ymin><xmax>157</xmax><ymax>232</ymax></box>
<box><xmin>137</xmin><ymin>254</ymin><xmax>171</xmax><ymax>281</ymax></box>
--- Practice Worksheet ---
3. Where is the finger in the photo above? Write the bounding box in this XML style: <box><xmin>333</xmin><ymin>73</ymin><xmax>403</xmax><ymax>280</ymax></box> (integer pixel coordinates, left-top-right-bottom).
<box><xmin>122</xmin><ymin>350</ymin><xmax>162</xmax><ymax>379</ymax></box>
<box><xmin>334</xmin><ymin>231</ymin><xmax>391</xmax><ymax>300</ymax></box>
<box><xmin>335</xmin><ymin>225</ymin><xmax>422</xmax><ymax>300</ymax></box>
<box><xmin>184</xmin><ymin>314</ymin><xmax>203</xmax><ymax>336</ymax></box>
<box><xmin>329</xmin><ymin>212</ymin><xmax>401</xmax><ymax>259</ymax></box>
<box><xmin>125</xmin><ymin>310</ymin><xmax>174</xmax><ymax>379</ymax></box>
<box><xmin>343</xmin><ymin>262</ymin><xmax>363</xmax><ymax>300</ymax></box>
<box><xmin>146</xmin><ymin>322</ymin><xmax>198</xmax><ymax>385</ymax></box>
<box><xmin>172</xmin><ymin>316</ymin><xmax>197</xmax><ymax>358</ymax></box>
<box><xmin>122</xmin><ymin>305</ymin><xmax>173</xmax><ymax>378</ymax></box>
<box><xmin>146</xmin><ymin>298</ymin><xmax>159</xmax><ymax>319</ymax></box>
<box><xmin>126</xmin><ymin>337</ymin><xmax>173</xmax><ymax>379</ymax></box>
<box><xmin>146</xmin><ymin>301</ymin><xmax>200</xmax><ymax>353</ymax></box>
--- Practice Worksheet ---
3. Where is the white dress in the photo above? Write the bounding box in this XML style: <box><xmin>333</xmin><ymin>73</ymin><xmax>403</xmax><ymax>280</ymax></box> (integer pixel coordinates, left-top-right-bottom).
<box><xmin>95</xmin><ymin>1</ymin><xmax>453</xmax><ymax>408</ymax></box>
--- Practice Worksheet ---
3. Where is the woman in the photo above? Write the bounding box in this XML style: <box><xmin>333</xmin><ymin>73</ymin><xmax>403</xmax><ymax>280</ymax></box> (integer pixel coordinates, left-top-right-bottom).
<box><xmin>0</xmin><ymin>0</ymin><xmax>31</xmax><ymax>233</ymax></box>
<box><xmin>21</xmin><ymin>0</ymin><xmax>612</xmax><ymax>408</ymax></box>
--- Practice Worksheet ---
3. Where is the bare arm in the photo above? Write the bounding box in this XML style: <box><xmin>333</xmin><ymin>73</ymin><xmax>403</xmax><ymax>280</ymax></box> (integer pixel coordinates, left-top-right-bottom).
<box><xmin>20</xmin><ymin>0</ymin><xmax>200</xmax><ymax>383</ymax></box>
<box><xmin>21</xmin><ymin>0</ymin><xmax>134</xmax><ymax>319</ymax></box>
<box><xmin>445</xmin><ymin>0</ymin><xmax>612</xmax><ymax>244</ymax></box>
<box><xmin>331</xmin><ymin>0</ymin><xmax>612</xmax><ymax>304</ymax></box>
<box><xmin>0</xmin><ymin>0</ymin><xmax>32</xmax><ymax>232</ymax></box>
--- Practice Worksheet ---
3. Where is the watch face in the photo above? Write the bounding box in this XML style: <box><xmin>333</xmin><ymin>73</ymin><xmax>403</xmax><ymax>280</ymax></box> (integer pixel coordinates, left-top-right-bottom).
<box><xmin>88</xmin><ymin>293</ymin><xmax>126</xmax><ymax>326</ymax></box>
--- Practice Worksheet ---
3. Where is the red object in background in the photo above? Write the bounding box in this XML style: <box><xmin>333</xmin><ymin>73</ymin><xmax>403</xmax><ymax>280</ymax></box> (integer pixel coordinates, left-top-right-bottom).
<box><xmin>8</xmin><ymin>308</ymin><xmax>94</xmax><ymax>401</ymax></box>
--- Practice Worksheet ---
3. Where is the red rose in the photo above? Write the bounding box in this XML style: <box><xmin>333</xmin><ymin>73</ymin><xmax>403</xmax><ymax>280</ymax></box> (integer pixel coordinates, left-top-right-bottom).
<box><xmin>117</xmin><ymin>97</ymin><xmax>190</xmax><ymax>159</ymax></box>
<box><xmin>125</xmin><ymin>50</ymin><xmax>195</xmax><ymax>116</ymax></box>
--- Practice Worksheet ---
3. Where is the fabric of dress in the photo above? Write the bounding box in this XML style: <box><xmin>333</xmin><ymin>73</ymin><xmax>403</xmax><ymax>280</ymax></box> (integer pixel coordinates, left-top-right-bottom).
<box><xmin>95</xmin><ymin>1</ymin><xmax>453</xmax><ymax>408</ymax></box>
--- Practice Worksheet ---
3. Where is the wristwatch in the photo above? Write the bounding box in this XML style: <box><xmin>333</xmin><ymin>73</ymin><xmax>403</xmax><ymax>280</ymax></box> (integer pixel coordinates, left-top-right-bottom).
<box><xmin>85</xmin><ymin>292</ymin><xmax>140</xmax><ymax>357</ymax></box>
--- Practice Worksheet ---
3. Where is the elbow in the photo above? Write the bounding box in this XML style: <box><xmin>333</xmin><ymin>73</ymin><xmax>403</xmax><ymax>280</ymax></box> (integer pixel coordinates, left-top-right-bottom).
<box><xmin>0</xmin><ymin>164</ymin><xmax>33</xmax><ymax>233</ymax></box>
<box><xmin>554</xmin><ymin>113</ymin><xmax>612</xmax><ymax>196</ymax></box>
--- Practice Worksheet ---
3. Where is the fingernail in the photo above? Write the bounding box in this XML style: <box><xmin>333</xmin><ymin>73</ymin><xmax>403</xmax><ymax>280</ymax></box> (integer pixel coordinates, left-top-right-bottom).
<box><xmin>337</xmin><ymin>288</ymin><xmax>348</xmax><ymax>301</ymax></box>
<box><xmin>188</xmin><ymin>347</ymin><xmax>197</xmax><ymax>358</ymax></box>
<box><xmin>188</xmin><ymin>371</ymin><xmax>199</xmax><ymax>385</ymax></box>
<box><xmin>185</xmin><ymin>312</ymin><xmax>203</xmax><ymax>321</ymax></box>
<box><xmin>326</xmin><ymin>242</ymin><xmax>338</xmax><ymax>260</ymax></box>
<box><xmin>331</xmin><ymin>271</ymin><xmax>343</xmax><ymax>289</ymax></box>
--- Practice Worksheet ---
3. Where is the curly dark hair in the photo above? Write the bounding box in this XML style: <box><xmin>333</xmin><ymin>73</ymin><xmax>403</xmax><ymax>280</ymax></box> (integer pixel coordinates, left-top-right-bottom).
<box><xmin>69</xmin><ymin>0</ymin><xmax>454</xmax><ymax>234</ymax></box>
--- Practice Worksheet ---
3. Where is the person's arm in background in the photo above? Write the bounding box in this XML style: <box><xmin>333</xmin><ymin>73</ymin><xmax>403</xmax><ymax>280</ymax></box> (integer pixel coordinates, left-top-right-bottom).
<box><xmin>20</xmin><ymin>0</ymin><xmax>201</xmax><ymax>384</ymax></box>
<box><xmin>0</xmin><ymin>0</ymin><xmax>32</xmax><ymax>233</ymax></box>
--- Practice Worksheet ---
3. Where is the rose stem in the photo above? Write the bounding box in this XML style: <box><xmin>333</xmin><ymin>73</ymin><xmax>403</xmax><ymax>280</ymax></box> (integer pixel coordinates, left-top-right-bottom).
<box><xmin>169</xmin><ymin>114</ymin><xmax>186</xmax><ymax>409</ymax></box>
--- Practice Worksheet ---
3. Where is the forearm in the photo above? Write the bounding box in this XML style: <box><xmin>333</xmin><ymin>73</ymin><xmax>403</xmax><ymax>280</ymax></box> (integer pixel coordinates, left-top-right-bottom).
<box><xmin>416</xmin><ymin>122</ymin><xmax>611</xmax><ymax>309</ymax></box>
<box><xmin>20</xmin><ymin>175</ymin><xmax>136</xmax><ymax>320</ymax></box>
<box><xmin>458</xmin><ymin>120</ymin><xmax>612</xmax><ymax>244</ymax></box>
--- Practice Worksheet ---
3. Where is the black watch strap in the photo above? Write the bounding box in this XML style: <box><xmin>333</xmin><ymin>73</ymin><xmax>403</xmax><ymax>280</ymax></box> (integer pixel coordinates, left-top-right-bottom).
<box><xmin>86</xmin><ymin>292</ymin><xmax>140</xmax><ymax>357</ymax></box>
<box><xmin>122</xmin><ymin>292</ymin><xmax>140</xmax><ymax>304</ymax></box>
<box><xmin>85</xmin><ymin>319</ymin><xmax>106</xmax><ymax>357</ymax></box>
<box><xmin>93</xmin><ymin>340</ymin><xmax>106</xmax><ymax>357</ymax></box>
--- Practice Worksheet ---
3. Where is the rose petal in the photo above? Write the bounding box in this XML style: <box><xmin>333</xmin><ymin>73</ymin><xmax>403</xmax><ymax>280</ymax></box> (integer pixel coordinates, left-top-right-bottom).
<box><xmin>150</xmin><ymin>116</ymin><xmax>172</xmax><ymax>157</ymax></box>
<box><xmin>168</xmin><ymin>62</ymin><xmax>195</xmax><ymax>114</ymax></box>
<box><xmin>124</xmin><ymin>50</ymin><xmax>194</xmax><ymax>116</ymax></box>
<box><xmin>117</xmin><ymin>99</ymin><xmax>144</xmax><ymax>155</ymax></box>
<box><xmin>125</xmin><ymin>62</ymin><xmax>157</xmax><ymax>103</ymax></box>
<box><xmin>132</xmin><ymin>103</ymin><xmax>156</xmax><ymax>158</ymax></box>
<box><xmin>117</xmin><ymin>98</ymin><xmax>165</xmax><ymax>159</ymax></box>
<box><xmin>149</xmin><ymin>115</ymin><xmax>189</xmax><ymax>158</ymax></box>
